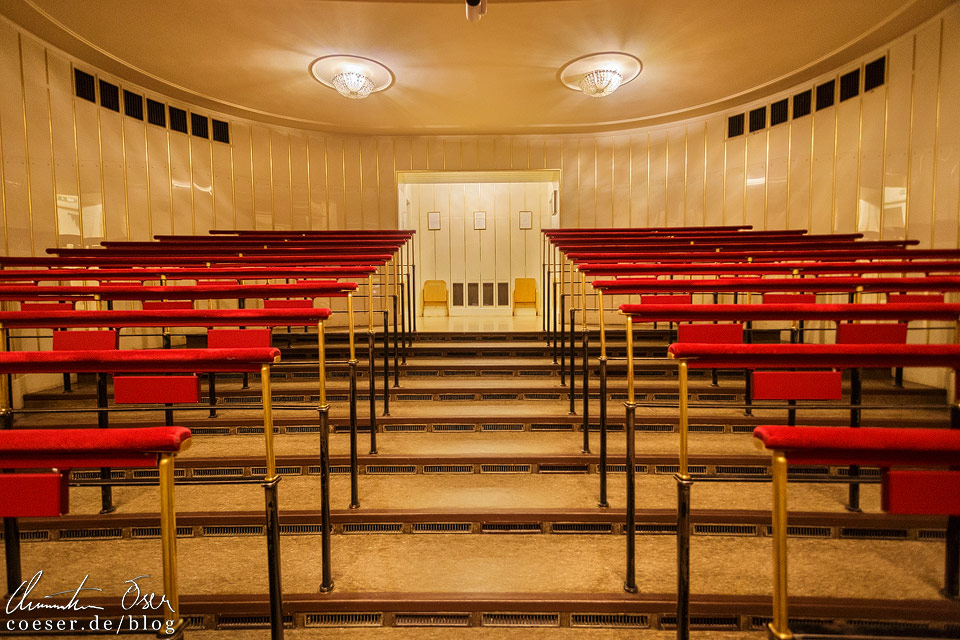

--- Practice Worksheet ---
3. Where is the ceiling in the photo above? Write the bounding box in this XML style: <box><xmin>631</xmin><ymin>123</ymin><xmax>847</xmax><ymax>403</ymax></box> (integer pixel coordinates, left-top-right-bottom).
<box><xmin>1</xmin><ymin>0</ymin><xmax>953</xmax><ymax>135</ymax></box>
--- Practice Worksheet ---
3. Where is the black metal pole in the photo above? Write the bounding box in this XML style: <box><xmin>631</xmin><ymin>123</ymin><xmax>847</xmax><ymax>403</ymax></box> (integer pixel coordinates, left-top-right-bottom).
<box><xmin>582</xmin><ymin>328</ymin><xmax>590</xmax><ymax>454</ymax></box>
<box><xmin>239</xmin><ymin>298</ymin><xmax>249</xmax><ymax>389</ymax></box>
<box><xmin>744</xmin><ymin>318</ymin><xmax>753</xmax><ymax>416</ymax></box>
<box><xmin>368</xmin><ymin>331</ymin><xmax>377</xmax><ymax>454</ymax></box>
<box><xmin>392</xmin><ymin>296</ymin><xmax>400</xmax><ymax>388</ymax></box>
<box><xmin>382</xmin><ymin>312</ymin><xmax>390</xmax><ymax>417</ymax></box>
<box><xmin>63</xmin><ymin>372</ymin><xmax>71</xmax><ymax>392</ymax></box>
<box><xmin>399</xmin><ymin>283</ymin><xmax>407</xmax><ymax>364</ymax></box>
<box><xmin>598</xmin><ymin>356</ymin><xmax>608</xmax><ymax>508</ymax></box>
<box><xmin>318</xmin><ymin>406</ymin><xmax>334</xmax><ymax>593</ymax></box>
<box><xmin>542</xmin><ymin>260</ymin><xmax>548</xmax><ymax>334</ymax></box>
<box><xmin>208</xmin><ymin>372</ymin><xmax>217</xmax><ymax>418</ymax></box>
<box><xmin>676</xmin><ymin>476</ymin><xmax>693</xmax><ymax>640</ymax></box>
<box><xmin>349</xmin><ymin>359</ymin><xmax>360</xmax><ymax>509</ymax></box>
<box><xmin>569</xmin><ymin>309</ymin><xmax>576</xmax><ymax>416</ymax></box>
<box><xmin>552</xmin><ymin>281</ymin><xmax>558</xmax><ymax>352</ymax></box>
<box><xmin>943</xmin><ymin>403</ymin><xmax>960</xmax><ymax>599</ymax></box>
<box><xmin>97</xmin><ymin>372</ymin><xmax>114</xmax><ymax>514</ymax></box>
<box><xmin>2</xmin><ymin>404</ymin><xmax>18</xmax><ymax>597</ymax></box>
<box><xmin>624</xmin><ymin>401</ymin><xmax>637</xmax><ymax>593</ymax></box>
<box><xmin>411</xmin><ymin>264</ymin><xmax>417</xmax><ymax>334</ymax></box>
<box><xmin>846</xmin><ymin>367</ymin><xmax>862</xmax><ymax>512</ymax></box>
<box><xmin>262</xmin><ymin>476</ymin><xmax>285</xmax><ymax>640</ymax></box>
<box><xmin>559</xmin><ymin>294</ymin><xmax>566</xmax><ymax>381</ymax></box>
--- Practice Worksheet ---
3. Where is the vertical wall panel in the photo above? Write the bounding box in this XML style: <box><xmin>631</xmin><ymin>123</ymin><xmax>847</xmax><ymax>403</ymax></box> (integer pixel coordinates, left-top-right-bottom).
<box><xmin>744</xmin><ymin>130</ymin><xmax>766</xmax><ymax>229</ymax></box>
<box><xmin>665</xmin><ymin>126</ymin><xmax>685</xmax><ymax>226</ymax></box>
<box><xmin>883</xmin><ymin>37</ymin><xmax>913</xmax><ymax>240</ymax></box>
<box><xmin>723</xmin><ymin>136</ymin><xmax>745</xmax><ymax>226</ymax></box>
<box><xmin>477</xmin><ymin>137</ymin><xmax>495</xmax><ymax>169</ymax></box>
<box><xmin>684</xmin><ymin>123</ymin><xmax>705</xmax><ymax>227</ymax></box>
<box><xmin>21</xmin><ymin>36</ymin><xmax>54</xmax><ymax>253</ymax></box>
<box><xmin>146</xmin><ymin>126</ymin><xmax>171</xmax><ymax>236</ymax></box>
<box><xmin>787</xmin><ymin>115</ymin><xmax>812</xmax><ymax>230</ymax></box>
<box><xmin>932</xmin><ymin>6</ymin><xmax>960</xmax><ymax>249</ymax></box>
<box><xmin>75</xmin><ymin>94</ymin><xmax>104</xmax><ymax>244</ymax></box>
<box><xmin>99</xmin><ymin>108</ymin><xmax>127</xmax><ymax>240</ymax></box>
<box><xmin>0</xmin><ymin>24</ymin><xmax>29</xmax><ymax>254</ymax></box>
<box><xmin>612</xmin><ymin>136</ymin><xmax>630</xmax><ymax>226</ymax></box>
<box><xmin>493</xmin><ymin>137</ymin><xmax>510</xmax><ymax>170</ymax></box>
<box><xmin>461</xmin><ymin>139</ymin><xmax>479</xmax><ymax>170</ymax></box>
<box><xmin>478</xmin><ymin>182</ymin><xmax>496</xmax><ymax>283</ymax></box>
<box><xmin>510</xmin><ymin>138</ymin><xmax>528</xmax><ymax>169</ymax></box>
<box><xmin>123</xmin><ymin>116</ymin><xmax>149</xmax><ymax>240</ymax></box>
<box><xmin>766</xmin><ymin>124</ymin><xmax>788</xmax><ymax>229</ymax></box>
<box><xmin>289</xmin><ymin>135</ymin><xmax>308</xmax><ymax>230</ymax></box>
<box><xmin>343</xmin><ymin>137</ymin><xmax>362</xmax><ymax>228</ymax></box>
<box><xmin>577</xmin><ymin>140</ymin><xmax>596</xmax><ymax>226</ymax></box>
<box><xmin>168</xmin><ymin>129</ymin><xmax>192</xmax><ymax>234</ymax></box>
<box><xmin>703</xmin><ymin>119</ymin><xmax>724</xmax><ymax>227</ymax></box>
<box><xmin>858</xmin><ymin>72</ymin><xmax>886</xmax><ymax>238</ymax></box>
<box><xmin>449</xmin><ymin>182</ymin><xmax>465</xmax><ymax>290</ymax></box>
<box><xmin>648</xmin><ymin>130</ymin><xmax>666</xmax><ymax>226</ymax></box>
<box><xmin>560</xmin><ymin>138</ymin><xmax>578</xmax><ymax>227</ymax></box>
<box><xmin>434</xmin><ymin>183</ymin><xmax>451</xmax><ymax>283</ymax></box>
<box><xmin>324</xmin><ymin>136</ymin><xmax>344</xmax><ymax>229</ymax></box>
<box><xmin>306</xmin><ymin>135</ymin><xmax>326</xmax><ymax>230</ymax></box>
<box><xmin>231</xmin><ymin>122</ymin><xmax>253</xmax><ymax>230</ymax></box>
<box><xmin>443</xmin><ymin>139</ymin><xmax>461</xmax><ymax>170</ymax></box>
<box><xmin>360</xmin><ymin>136</ymin><xmax>379</xmax><ymax>229</ymax></box>
<box><xmin>595</xmin><ymin>137</ymin><xmax>613</xmax><ymax>227</ymax></box>
<box><xmin>377</xmin><ymin>138</ymin><xmax>396</xmax><ymax>228</ymax></box>
<box><xmin>810</xmin><ymin>104</ymin><xmax>836</xmax><ymax>233</ymax></box>
<box><xmin>834</xmin><ymin>82</ymin><xmax>861</xmax><ymax>233</ymax></box>
<box><xmin>191</xmin><ymin>136</ymin><xmax>213</xmax><ymax>233</ymax></box>
<box><xmin>906</xmin><ymin>20</ymin><xmax>941</xmax><ymax>246</ymax></box>
<box><xmin>212</xmin><ymin>140</ymin><xmax>233</xmax><ymax>231</ymax></box>
<box><xmin>46</xmin><ymin>50</ymin><xmax>79</xmax><ymax>246</ymax></box>
<box><xmin>250</xmin><ymin>125</ymin><xmax>272</xmax><ymax>229</ymax></box>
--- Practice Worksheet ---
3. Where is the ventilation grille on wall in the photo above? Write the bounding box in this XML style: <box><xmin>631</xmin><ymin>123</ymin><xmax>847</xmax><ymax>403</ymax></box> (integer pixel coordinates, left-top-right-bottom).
<box><xmin>123</xmin><ymin>90</ymin><xmax>143</xmax><ymax>120</ymax></box>
<box><xmin>726</xmin><ymin>55</ymin><xmax>885</xmax><ymax>139</ymax></box>
<box><xmin>72</xmin><ymin>66</ymin><xmax>229</xmax><ymax>142</ymax></box>
<box><xmin>99</xmin><ymin>80</ymin><xmax>119</xmax><ymax>112</ymax></box>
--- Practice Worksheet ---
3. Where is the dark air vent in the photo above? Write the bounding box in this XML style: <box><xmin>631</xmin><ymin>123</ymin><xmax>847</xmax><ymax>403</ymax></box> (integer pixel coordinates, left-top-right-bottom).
<box><xmin>864</xmin><ymin>56</ymin><xmax>885</xmax><ymax>92</ymax></box>
<box><xmin>169</xmin><ymin>106</ymin><xmax>188</xmax><ymax>133</ymax></box>
<box><xmin>497</xmin><ymin>282</ymin><xmax>509</xmax><ymax>306</ymax></box>
<box><xmin>839</xmin><ymin>69</ymin><xmax>860</xmax><ymax>101</ymax></box>
<box><xmin>815</xmin><ymin>80</ymin><xmax>835</xmax><ymax>110</ymax></box>
<box><xmin>123</xmin><ymin>90</ymin><xmax>143</xmax><ymax>120</ymax></box>
<box><xmin>482</xmin><ymin>283</ymin><xmax>494</xmax><ymax>306</ymax></box>
<box><xmin>748</xmin><ymin>106</ymin><xmax>766</xmax><ymax>132</ymax></box>
<box><xmin>793</xmin><ymin>90</ymin><xmax>812</xmax><ymax>118</ymax></box>
<box><xmin>74</xmin><ymin>68</ymin><xmax>96</xmax><ymax>102</ymax></box>
<box><xmin>98</xmin><ymin>80</ymin><xmax>119</xmax><ymax>111</ymax></box>
<box><xmin>727</xmin><ymin>113</ymin><xmax>744</xmax><ymax>138</ymax></box>
<box><xmin>452</xmin><ymin>282</ymin><xmax>464</xmax><ymax>306</ymax></box>
<box><xmin>147</xmin><ymin>98</ymin><xmax>166</xmax><ymax>127</ymax></box>
<box><xmin>467</xmin><ymin>283</ymin><xmax>479</xmax><ymax>306</ymax></box>
<box><xmin>770</xmin><ymin>98</ymin><xmax>788</xmax><ymax>126</ymax></box>
<box><xmin>212</xmin><ymin>119</ymin><xmax>230</xmax><ymax>143</ymax></box>
<box><xmin>191</xmin><ymin>113</ymin><xmax>209</xmax><ymax>138</ymax></box>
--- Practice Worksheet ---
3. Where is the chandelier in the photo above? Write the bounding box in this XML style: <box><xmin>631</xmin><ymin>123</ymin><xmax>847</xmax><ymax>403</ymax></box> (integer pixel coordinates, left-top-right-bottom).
<box><xmin>579</xmin><ymin>69</ymin><xmax>623</xmax><ymax>98</ymax></box>
<box><xmin>332</xmin><ymin>71</ymin><xmax>375</xmax><ymax>99</ymax></box>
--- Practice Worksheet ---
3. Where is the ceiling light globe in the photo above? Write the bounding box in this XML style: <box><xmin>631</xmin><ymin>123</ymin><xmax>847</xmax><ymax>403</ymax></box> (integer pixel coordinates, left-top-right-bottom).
<box><xmin>332</xmin><ymin>71</ymin><xmax>375</xmax><ymax>99</ymax></box>
<box><xmin>579</xmin><ymin>69</ymin><xmax>623</xmax><ymax>98</ymax></box>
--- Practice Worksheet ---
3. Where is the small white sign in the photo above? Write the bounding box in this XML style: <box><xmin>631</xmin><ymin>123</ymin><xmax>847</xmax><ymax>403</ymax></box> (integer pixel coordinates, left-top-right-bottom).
<box><xmin>473</xmin><ymin>210</ymin><xmax>486</xmax><ymax>230</ymax></box>
<box><xmin>427</xmin><ymin>211</ymin><xmax>441</xmax><ymax>230</ymax></box>
<box><xmin>518</xmin><ymin>210</ymin><xmax>532</xmax><ymax>230</ymax></box>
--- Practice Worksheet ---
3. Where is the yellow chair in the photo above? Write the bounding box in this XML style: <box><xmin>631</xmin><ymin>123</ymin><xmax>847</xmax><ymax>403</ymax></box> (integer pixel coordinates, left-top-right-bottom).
<box><xmin>512</xmin><ymin>278</ymin><xmax>539</xmax><ymax>315</ymax></box>
<box><xmin>422</xmin><ymin>280</ymin><xmax>449</xmax><ymax>316</ymax></box>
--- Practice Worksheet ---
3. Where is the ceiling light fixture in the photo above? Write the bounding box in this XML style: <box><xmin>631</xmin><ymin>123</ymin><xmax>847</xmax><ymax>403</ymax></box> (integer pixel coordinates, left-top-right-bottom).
<box><xmin>560</xmin><ymin>52</ymin><xmax>642</xmax><ymax>98</ymax></box>
<box><xmin>310</xmin><ymin>55</ymin><xmax>393</xmax><ymax>100</ymax></box>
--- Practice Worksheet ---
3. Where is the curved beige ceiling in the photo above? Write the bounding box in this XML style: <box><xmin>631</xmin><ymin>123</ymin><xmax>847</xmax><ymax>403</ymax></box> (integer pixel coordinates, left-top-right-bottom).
<box><xmin>0</xmin><ymin>0</ymin><xmax>953</xmax><ymax>135</ymax></box>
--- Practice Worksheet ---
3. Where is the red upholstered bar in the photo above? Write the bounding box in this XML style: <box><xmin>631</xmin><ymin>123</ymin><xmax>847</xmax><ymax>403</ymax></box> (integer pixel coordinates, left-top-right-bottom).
<box><xmin>677</xmin><ymin>323</ymin><xmax>743</xmax><ymax>343</ymax></box>
<box><xmin>836</xmin><ymin>323</ymin><xmax>908</xmax><ymax>344</ymax></box>
<box><xmin>52</xmin><ymin>330</ymin><xmax>118</xmax><ymax>351</ymax></box>
<box><xmin>753</xmin><ymin>425</ymin><xmax>960</xmax><ymax>467</ymax></box>
<box><xmin>0</xmin><ymin>426</ymin><xmax>192</xmax><ymax>470</ymax></box>
<box><xmin>0</xmin><ymin>266</ymin><xmax>377</xmax><ymax>282</ymax></box>
<box><xmin>19</xmin><ymin>301</ymin><xmax>73</xmax><ymax>311</ymax></box>
<box><xmin>0</xmin><ymin>255</ymin><xmax>391</xmax><ymax>267</ymax></box>
<box><xmin>753</xmin><ymin>372</ymin><xmax>842</xmax><ymax>400</ymax></box>
<box><xmin>0</xmin><ymin>473</ymin><xmax>69</xmax><ymax>517</ymax></box>
<box><xmin>113</xmin><ymin>376</ymin><xmax>201</xmax><ymax>404</ymax></box>
<box><xmin>0</xmin><ymin>281</ymin><xmax>357</xmax><ymax>302</ymax></box>
<box><xmin>889</xmin><ymin>293</ymin><xmax>946</xmax><ymax>303</ymax></box>
<box><xmin>575</xmin><ymin>261</ymin><xmax>960</xmax><ymax>277</ymax></box>
<box><xmin>882</xmin><ymin>471</ymin><xmax>960</xmax><ymax>514</ymax></box>
<box><xmin>619</xmin><ymin>303</ymin><xmax>960</xmax><ymax>323</ymax></box>
<box><xmin>264</xmin><ymin>299</ymin><xmax>314</xmax><ymax>308</ymax></box>
<box><xmin>593</xmin><ymin>275</ymin><xmax>960</xmax><ymax>295</ymax></box>
<box><xmin>666</xmin><ymin>343</ymin><xmax>960</xmax><ymax>370</ymax></box>
<box><xmin>0</xmin><ymin>348</ymin><xmax>280</xmax><ymax>373</ymax></box>
<box><xmin>0</xmin><ymin>308</ymin><xmax>332</xmax><ymax>329</ymax></box>
<box><xmin>640</xmin><ymin>294</ymin><xmax>691</xmax><ymax>305</ymax></box>
<box><xmin>208</xmin><ymin>328</ymin><xmax>272</xmax><ymax>349</ymax></box>
<box><xmin>568</xmin><ymin>249</ymin><xmax>960</xmax><ymax>262</ymax></box>
<box><xmin>142</xmin><ymin>301</ymin><xmax>194</xmax><ymax>310</ymax></box>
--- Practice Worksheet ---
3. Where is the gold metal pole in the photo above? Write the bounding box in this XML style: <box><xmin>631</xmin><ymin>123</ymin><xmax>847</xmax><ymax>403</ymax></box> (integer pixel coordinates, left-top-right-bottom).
<box><xmin>260</xmin><ymin>362</ymin><xmax>277</xmax><ymax>480</ymax></box>
<box><xmin>678</xmin><ymin>360</ymin><xmax>690</xmax><ymax>480</ymax></box>
<box><xmin>625</xmin><ymin>316</ymin><xmax>634</xmax><ymax>404</ymax></box>
<box><xmin>157</xmin><ymin>452</ymin><xmax>181</xmax><ymax>631</ymax></box>
<box><xmin>769</xmin><ymin>450</ymin><xmax>793</xmax><ymax>640</ymax></box>
<box><xmin>854</xmin><ymin>284</ymin><xmax>864</xmax><ymax>305</ymax></box>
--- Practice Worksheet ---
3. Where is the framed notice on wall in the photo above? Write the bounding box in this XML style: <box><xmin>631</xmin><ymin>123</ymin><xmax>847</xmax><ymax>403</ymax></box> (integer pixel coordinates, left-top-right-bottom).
<box><xmin>427</xmin><ymin>212</ymin><xmax>441</xmax><ymax>230</ymax></box>
<box><xmin>473</xmin><ymin>211</ymin><xmax>486</xmax><ymax>230</ymax></box>
<box><xmin>518</xmin><ymin>210</ymin><xmax>532</xmax><ymax>230</ymax></box>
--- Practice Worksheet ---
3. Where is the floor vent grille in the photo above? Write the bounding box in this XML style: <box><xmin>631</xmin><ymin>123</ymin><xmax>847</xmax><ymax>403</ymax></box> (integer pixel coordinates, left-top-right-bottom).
<box><xmin>840</xmin><ymin>527</ymin><xmax>908</xmax><ymax>540</ymax></box>
<box><xmin>482</xmin><ymin>393</ymin><xmax>518</xmax><ymax>400</ymax></box>
<box><xmin>434</xmin><ymin>423</ymin><xmax>475</xmax><ymax>432</ymax></box>
<box><xmin>394</xmin><ymin>613</ymin><xmax>471</xmax><ymax>627</ymax></box>
<box><xmin>251</xmin><ymin>466</ymin><xmax>302</xmax><ymax>476</ymax></box>
<box><xmin>482</xmin><ymin>613</ymin><xmax>559</xmax><ymax>627</ymax></box>
<box><xmin>526</xmin><ymin>393</ymin><xmax>562</xmax><ymax>400</ymax></box>
<box><xmin>330</xmin><ymin>465</ymin><xmax>352</xmax><ymax>474</ymax></box>
<box><xmin>749</xmin><ymin>616</ymin><xmax>835</xmax><ymax>631</ymax></box>
<box><xmin>279</xmin><ymin>524</ymin><xmax>322</xmax><ymax>535</ymax></box>
<box><xmin>539</xmin><ymin>464</ymin><xmax>590</xmax><ymax>474</ymax></box>
<box><xmin>660</xmin><ymin>615</ymin><xmax>739</xmax><ymax>630</ymax></box>
<box><xmin>192</xmin><ymin>467</ymin><xmax>244</xmax><ymax>477</ymax></box>
<box><xmin>189</xmin><ymin>426</ymin><xmax>232</xmax><ymax>435</ymax></box>
<box><xmin>384</xmin><ymin>424</ymin><xmax>427</xmax><ymax>432</ymax></box>
<box><xmin>439</xmin><ymin>394</ymin><xmax>476</xmax><ymax>401</ymax></box>
<box><xmin>571</xmin><ymin>613</ymin><xmax>649</xmax><ymax>628</ymax></box>
<box><xmin>697</xmin><ymin>394</ymin><xmax>737</xmax><ymax>401</ymax></box>
<box><xmin>655</xmin><ymin>465</ymin><xmax>707</xmax><ymax>474</ymax></box>
<box><xmin>342</xmin><ymin>523</ymin><xmax>402</xmax><ymax>534</ymax></box>
<box><xmin>132</xmin><ymin>468</ymin><xmax>186</xmax><ymax>479</ymax></box>
<box><xmin>731</xmin><ymin>425</ymin><xmax>757</xmax><ymax>433</ymax></box>
<box><xmin>71</xmin><ymin>470</ymin><xmax>126</xmax><ymax>480</ymax></box>
<box><xmin>482</xmin><ymin>423</ymin><xmax>524</xmax><ymax>431</ymax></box>
<box><xmin>716</xmin><ymin>465</ymin><xmax>767</xmax><ymax>475</ymax></box>
<box><xmin>481</xmin><ymin>522</ymin><xmax>541</xmax><ymax>533</ymax></box>
<box><xmin>218</xmin><ymin>614</ymin><xmax>294</xmax><ymax>629</ymax></box>
<box><xmin>762</xmin><ymin>525</ymin><xmax>833</xmax><ymax>538</ymax></box>
<box><xmin>836</xmin><ymin>466</ymin><xmax>882</xmax><ymax>478</ymax></box>
<box><xmin>788</xmin><ymin>466</ymin><xmax>830</xmax><ymax>476</ymax></box>
<box><xmin>407</xmin><ymin>370</ymin><xmax>439</xmax><ymax>377</ymax></box>
<box><xmin>918</xmin><ymin>529</ymin><xmax>947</xmax><ymax>540</ymax></box>
<box><xmin>530</xmin><ymin>423</ymin><xmax>574</xmax><ymax>431</ymax></box>
<box><xmin>9</xmin><ymin>530</ymin><xmax>48</xmax><ymax>541</ymax></box>
<box><xmin>694</xmin><ymin>524</ymin><xmax>758</xmax><ymax>536</ymax></box>
<box><xmin>131</xmin><ymin>526</ymin><xmax>193</xmax><ymax>538</ymax></box>
<box><xmin>286</xmin><ymin>425</ymin><xmax>322</xmax><ymax>433</ymax></box>
<box><xmin>444</xmin><ymin>370</ymin><xmax>476</xmax><ymax>376</ymax></box>
<box><xmin>604</xmin><ymin>464</ymin><xmax>648</xmax><ymax>473</ymax></box>
<box><xmin>366</xmin><ymin>465</ymin><xmax>417</xmax><ymax>475</ymax></box>
<box><xmin>480</xmin><ymin>464</ymin><xmax>531</xmax><ymax>473</ymax></box>
<box><xmin>519</xmin><ymin>370</ymin><xmax>552</xmax><ymax>376</ymax></box>
<box><xmin>637</xmin><ymin>424</ymin><xmax>674</xmax><ymax>432</ymax></box>
<box><xmin>424</xmin><ymin>465</ymin><xmax>474</xmax><ymax>474</ymax></box>
<box><xmin>397</xmin><ymin>394</ymin><xmax>433</xmax><ymax>401</ymax></box>
<box><xmin>552</xmin><ymin>523</ymin><xmax>613</xmax><ymax>534</ymax></box>
<box><xmin>411</xmin><ymin>522</ymin><xmax>472</xmax><ymax>534</ymax></box>
<box><xmin>203</xmin><ymin>525</ymin><xmax>264</xmax><ymax>537</ymax></box>
<box><xmin>635</xmin><ymin>524</ymin><xmax>678</xmax><ymax>534</ymax></box>
<box><xmin>689</xmin><ymin>424</ymin><xmax>725</xmax><ymax>433</ymax></box>
<box><xmin>59</xmin><ymin>528</ymin><xmax>122</xmax><ymax>540</ymax></box>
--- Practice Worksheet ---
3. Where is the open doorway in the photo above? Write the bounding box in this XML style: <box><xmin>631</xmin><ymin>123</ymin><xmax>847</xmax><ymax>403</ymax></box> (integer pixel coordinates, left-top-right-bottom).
<box><xmin>399</xmin><ymin>170</ymin><xmax>560</xmax><ymax>318</ymax></box>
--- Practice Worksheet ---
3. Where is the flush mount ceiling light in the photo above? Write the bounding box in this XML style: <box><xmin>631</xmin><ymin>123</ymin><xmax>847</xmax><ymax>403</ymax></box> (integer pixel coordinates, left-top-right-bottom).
<box><xmin>560</xmin><ymin>52</ymin><xmax>642</xmax><ymax>98</ymax></box>
<box><xmin>310</xmin><ymin>55</ymin><xmax>393</xmax><ymax>99</ymax></box>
